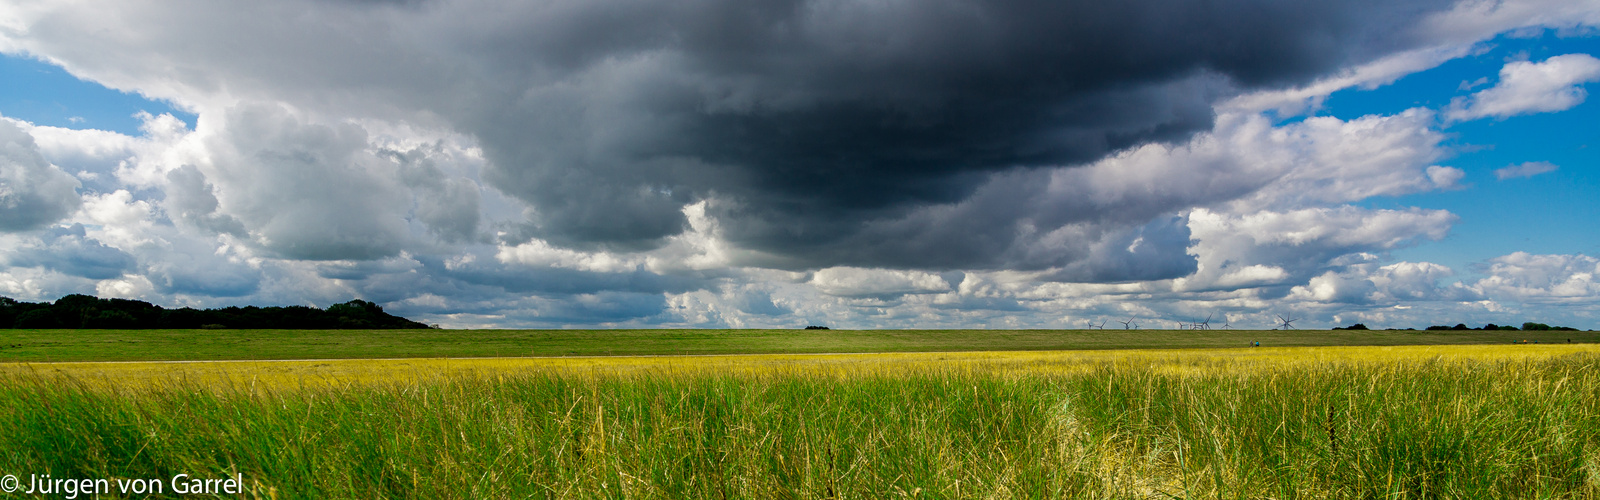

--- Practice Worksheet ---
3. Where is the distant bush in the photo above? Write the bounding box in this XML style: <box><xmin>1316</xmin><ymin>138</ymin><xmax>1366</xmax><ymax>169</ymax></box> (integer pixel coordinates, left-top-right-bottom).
<box><xmin>804</xmin><ymin>325</ymin><xmax>830</xmax><ymax>330</ymax></box>
<box><xmin>1331</xmin><ymin>323</ymin><xmax>1368</xmax><ymax>330</ymax></box>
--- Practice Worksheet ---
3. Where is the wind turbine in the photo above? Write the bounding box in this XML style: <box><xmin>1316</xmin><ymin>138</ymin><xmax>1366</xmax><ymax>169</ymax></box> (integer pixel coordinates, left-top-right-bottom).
<box><xmin>1119</xmin><ymin>317</ymin><xmax>1136</xmax><ymax>330</ymax></box>
<box><xmin>1196</xmin><ymin>313</ymin><xmax>1213</xmax><ymax>330</ymax></box>
<box><xmin>1096</xmin><ymin>319</ymin><xmax>1107</xmax><ymax>329</ymax></box>
<box><xmin>1276</xmin><ymin>315</ymin><xmax>1298</xmax><ymax>330</ymax></box>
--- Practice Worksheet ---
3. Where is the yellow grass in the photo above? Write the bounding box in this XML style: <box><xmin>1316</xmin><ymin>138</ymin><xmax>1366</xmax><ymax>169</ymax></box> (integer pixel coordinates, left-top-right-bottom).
<box><xmin>6</xmin><ymin>343</ymin><xmax>1596</xmax><ymax>390</ymax></box>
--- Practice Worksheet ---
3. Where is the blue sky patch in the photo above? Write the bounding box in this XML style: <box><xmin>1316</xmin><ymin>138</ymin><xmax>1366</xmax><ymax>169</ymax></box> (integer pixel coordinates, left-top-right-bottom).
<box><xmin>0</xmin><ymin>53</ymin><xmax>194</xmax><ymax>135</ymax></box>
<box><xmin>1325</xmin><ymin>32</ymin><xmax>1600</xmax><ymax>275</ymax></box>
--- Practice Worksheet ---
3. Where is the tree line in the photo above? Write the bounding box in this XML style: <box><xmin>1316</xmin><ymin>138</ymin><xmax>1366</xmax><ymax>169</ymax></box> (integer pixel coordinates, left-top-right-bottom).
<box><xmin>1333</xmin><ymin>322</ymin><xmax>1582</xmax><ymax>331</ymax></box>
<box><xmin>0</xmin><ymin>294</ymin><xmax>431</xmax><ymax>330</ymax></box>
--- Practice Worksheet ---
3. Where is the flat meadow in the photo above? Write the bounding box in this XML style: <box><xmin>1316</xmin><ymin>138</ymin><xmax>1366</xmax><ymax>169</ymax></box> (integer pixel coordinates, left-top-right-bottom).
<box><xmin>2</xmin><ymin>330</ymin><xmax>1599</xmax><ymax>498</ymax></box>
<box><xmin>3</xmin><ymin>327</ymin><xmax>1597</xmax><ymax>362</ymax></box>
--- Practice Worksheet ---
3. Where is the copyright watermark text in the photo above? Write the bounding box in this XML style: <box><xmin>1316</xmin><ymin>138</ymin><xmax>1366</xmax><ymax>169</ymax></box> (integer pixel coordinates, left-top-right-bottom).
<box><xmin>1</xmin><ymin>473</ymin><xmax>244</xmax><ymax>498</ymax></box>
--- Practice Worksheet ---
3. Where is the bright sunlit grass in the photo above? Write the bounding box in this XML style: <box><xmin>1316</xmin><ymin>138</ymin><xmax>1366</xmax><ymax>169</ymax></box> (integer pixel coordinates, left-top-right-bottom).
<box><xmin>3</xmin><ymin>345</ymin><xmax>1598</xmax><ymax>498</ymax></box>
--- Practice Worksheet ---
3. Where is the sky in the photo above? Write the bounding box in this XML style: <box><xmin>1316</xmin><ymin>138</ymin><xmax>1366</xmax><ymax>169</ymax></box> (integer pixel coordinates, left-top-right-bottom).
<box><xmin>1</xmin><ymin>0</ymin><xmax>1598</xmax><ymax>330</ymax></box>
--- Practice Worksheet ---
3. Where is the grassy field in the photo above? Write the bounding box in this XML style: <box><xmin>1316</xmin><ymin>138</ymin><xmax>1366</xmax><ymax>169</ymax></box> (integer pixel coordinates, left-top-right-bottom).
<box><xmin>5</xmin><ymin>344</ymin><xmax>1597</xmax><ymax>390</ymax></box>
<box><xmin>3</xmin><ymin>345</ymin><xmax>1600</xmax><ymax>498</ymax></box>
<box><xmin>1</xmin><ymin>327</ymin><xmax>1597</xmax><ymax>362</ymax></box>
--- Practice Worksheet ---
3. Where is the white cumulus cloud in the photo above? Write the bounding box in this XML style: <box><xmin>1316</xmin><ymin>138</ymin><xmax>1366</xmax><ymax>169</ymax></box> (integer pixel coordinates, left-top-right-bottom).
<box><xmin>1473</xmin><ymin>252</ymin><xmax>1600</xmax><ymax>304</ymax></box>
<box><xmin>810</xmin><ymin>267</ymin><xmax>952</xmax><ymax>299</ymax></box>
<box><xmin>1446</xmin><ymin>53</ymin><xmax>1600</xmax><ymax>121</ymax></box>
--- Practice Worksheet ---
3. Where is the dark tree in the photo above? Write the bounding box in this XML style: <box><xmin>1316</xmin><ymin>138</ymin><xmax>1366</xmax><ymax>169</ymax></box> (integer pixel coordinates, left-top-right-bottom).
<box><xmin>13</xmin><ymin>309</ymin><xmax>63</xmax><ymax>329</ymax></box>
<box><xmin>85</xmin><ymin>310</ymin><xmax>139</xmax><ymax>329</ymax></box>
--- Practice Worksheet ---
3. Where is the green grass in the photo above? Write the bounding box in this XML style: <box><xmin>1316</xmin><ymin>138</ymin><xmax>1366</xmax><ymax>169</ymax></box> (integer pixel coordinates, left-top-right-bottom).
<box><xmin>2</xmin><ymin>328</ymin><xmax>1597</xmax><ymax>362</ymax></box>
<box><xmin>3</xmin><ymin>353</ymin><xmax>1598</xmax><ymax>498</ymax></box>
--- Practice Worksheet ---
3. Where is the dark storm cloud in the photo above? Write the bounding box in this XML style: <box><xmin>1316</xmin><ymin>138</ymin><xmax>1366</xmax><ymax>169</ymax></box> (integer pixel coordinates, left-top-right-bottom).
<box><xmin>447</xmin><ymin>0</ymin><xmax>1458</xmax><ymax>265</ymax></box>
<box><xmin>7</xmin><ymin>0</ymin><xmax>1463</xmax><ymax>272</ymax></box>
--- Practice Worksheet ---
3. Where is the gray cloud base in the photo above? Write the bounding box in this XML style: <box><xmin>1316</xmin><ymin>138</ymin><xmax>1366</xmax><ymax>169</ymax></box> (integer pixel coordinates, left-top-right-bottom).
<box><xmin>0</xmin><ymin>120</ymin><xmax>80</xmax><ymax>232</ymax></box>
<box><xmin>4</xmin><ymin>224</ymin><xmax>135</xmax><ymax>279</ymax></box>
